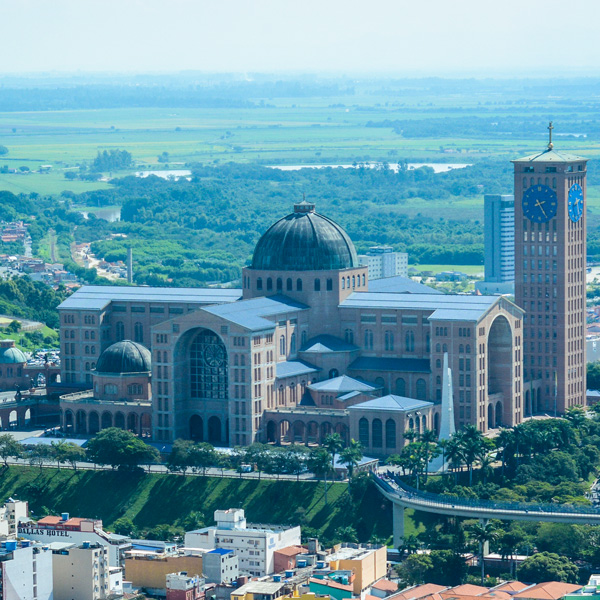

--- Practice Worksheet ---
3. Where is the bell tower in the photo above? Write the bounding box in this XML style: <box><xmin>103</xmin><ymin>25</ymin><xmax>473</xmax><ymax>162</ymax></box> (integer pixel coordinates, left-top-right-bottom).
<box><xmin>513</xmin><ymin>124</ymin><xmax>587</xmax><ymax>415</ymax></box>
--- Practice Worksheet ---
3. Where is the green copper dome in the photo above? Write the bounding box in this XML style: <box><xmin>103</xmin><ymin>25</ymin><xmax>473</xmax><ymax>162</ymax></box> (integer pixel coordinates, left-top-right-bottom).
<box><xmin>95</xmin><ymin>340</ymin><xmax>151</xmax><ymax>374</ymax></box>
<box><xmin>0</xmin><ymin>341</ymin><xmax>26</xmax><ymax>364</ymax></box>
<box><xmin>251</xmin><ymin>202</ymin><xmax>358</xmax><ymax>272</ymax></box>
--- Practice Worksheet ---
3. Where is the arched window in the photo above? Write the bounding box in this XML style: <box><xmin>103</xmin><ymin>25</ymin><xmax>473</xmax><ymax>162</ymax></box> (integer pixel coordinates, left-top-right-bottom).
<box><xmin>436</xmin><ymin>359</ymin><xmax>441</xmax><ymax>368</ymax></box>
<box><xmin>290</xmin><ymin>333</ymin><xmax>296</xmax><ymax>354</ymax></box>
<box><xmin>436</xmin><ymin>376</ymin><xmax>441</xmax><ymax>385</ymax></box>
<box><xmin>385</xmin><ymin>330</ymin><xmax>394</xmax><ymax>351</ymax></box>
<box><xmin>234</xmin><ymin>354</ymin><xmax>239</xmax><ymax>366</ymax></box>
<box><xmin>436</xmin><ymin>343</ymin><xmax>441</xmax><ymax>353</ymax></box>
<box><xmin>442</xmin><ymin>343</ymin><xmax>448</xmax><ymax>353</ymax></box>
<box><xmin>416</xmin><ymin>378</ymin><xmax>426</xmax><ymax>400</ymax></box>
<box><xmin>297</xmin><ymin>278</ymin><xmax>303</xmax><ymax>291</ymax></box>
<box><xmin>346</xmin><ymin>276</ymin><xmax>350</xmax><ymax>288</ymax></box>
<box><xmin>116</xmin><ymin>321</ymin><xmax>125</xmax><ymax>341</ymax></box>
<box><xmin>342</xmin><ymin>278</ymin><xmax>345</xmax><ymax>289</ymax></box>
<box><xmin>301</xmin><ymin>331</ymin><xmax>307</xmax><ymax>348</ymax></box>
<box><xmin>344</xmin><ymin>329</ymin><xmax>354</xmax><ymax>344</ymax></box>
<box><xmin>466</xmin><ymin>344</ymin><xmax>471</xmax><ymax>354</ymax></box>
<box><xmin>408</xmin><ymin>417</ymin><xmax>414</xmax><ymax>430</ymax></box>
<box><xmin>352</xmin><ymin>275</ymin><xmax>356</xmax><ymax>288</ymax></box>
<box><xmin>257</xmin><ymin>277</ymin><xmax>263</xmax><ymax>290</ymax></box>
<box><xmin>359</xmin><ymin>418</ymin><xmax>369</xmax><ymax>446</ymax></box>
<box><xmin>326</xmin><ymin>278</ymin><xmax>333</xmax><ymax>291</ymax></box>
<box><xmin>286</xmin><ymin>278</ymin><xmax>293</xmax><ymax>291</ymax></box>
<box><xmin>386</xmin><ymin>419</ymin><xmax>396</xmax><ymax>448</ymax></box>
<box><xmin>128</xmin><ymin>383</ymin><xmax>143</xmax><ymax>395</ymax></box>
<box><xmin>134</xmin><ymin>322</ymin><xmax>144</xmax><ymax>343</ymax></box>
<box><xmin>364</xmin><ymin>329</ymin><xmax>373</xmax><ymax>350</ymax></box>
<box><xmin>267</xmin><ymin>278</ymin><xmax>273</xmax><ymax>291</ymax></box>
<box><xmin>405</xmin><ymin>330</ymin><xmax>415</xmax><ymax>352</ymax></box>
<box><xmin>372</xmin><ymin>419</ymin><xmax>382</xmax><ymax>448</ymax></box>
<box><xmin>276</xmin><ymin>278</ymin><xmax>282</xmax><ymax>292</ymax></box>
<box><xmin>85</xmin><ymin>362</ymin><xmax>90</xmax><ymax>371</ymax></box>
<box><xmin>190</xmin><ymin>329</ymin><xmax>228</xmax><ymax>400</ymax></box>
<box><xmin>395</xmin><ymin>378</ymin><xmax>406</xmax><ymax>396</ymax></box>
<box><xmin>280</xmin><ymin>335</ymin><xmax>286</xmax><ymax>356</ymax></box>
<box><xmin>278</xmin><ymin>385</ymin><xmax>284</xmax><ymax>405</ymax></box>
<box><xmin>85</xmin><ymin>346</ymin><xmax>90</xmax><ymax>354</ymax></box>
<box><xmin>426</xmin><ymin>334</ymin><xmax>430</xmax><ymax>353</ymax></box>
<box><xmin>314</xmin><ymin>278</ymin><xmax>321</xmax><ymax>291</ymax></box>
<box><xmin>362</xmin><ymin>274</ymin><xmax>366</xmax><ymax>286</ymax></box>
<box><xmin>459</xmin><ymin>344</ymin><xmax>464</xmax><ymax>353</ymax></box>
<box><xmin>329</xmin><ymin>368</ymin><xmax>339</xmax><ymax>379</ymax></box>
<box><xmin>104</xmin><ymin>384</ymin><xmax>117</xmax><ymax>395</ymax></box>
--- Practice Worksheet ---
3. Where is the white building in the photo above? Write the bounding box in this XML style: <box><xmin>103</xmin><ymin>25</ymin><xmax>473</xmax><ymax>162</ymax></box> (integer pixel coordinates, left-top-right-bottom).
<box><xmin>0</xmin><ymin>540</ymin><xmax>53</xmax><ymax>600</ymax></box>
<box><xmin>358</xmin><ymin>246</ymin><xmax>408</xmax><ymax>280</ymax></box>
<box><xmin>0</xmin><ymin>499</ymin><xmax>28</xmax><ymax>538</ymax></box>
<box><xmin>51</xmin><ymin>541</ymin><xmax>121</xmax><ymax>600</ymax></box>
<box><xmin>184</xmin><ymin>509</ymin><xmax>301</xmax><ymax>577</ymax></box>
<box><xmin>18</xmin><ymin>513</ymin><xmax>131</xmax><ymax>567</ymax></box>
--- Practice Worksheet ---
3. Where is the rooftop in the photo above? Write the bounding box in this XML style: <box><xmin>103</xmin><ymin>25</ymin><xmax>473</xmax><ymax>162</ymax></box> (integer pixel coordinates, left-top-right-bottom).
<box><xmin>203</xmin><ymin>294</ymin><xmax>308</xmax><ymax>332</ymax></box>
<box><xmin>512</xmin><ymin>148</ymin><xmax>587</xmax><ymax>163</ymax></box>
<box><xmin>59</xmin><ymin>284</ymin><xmax>241</xmax><ymax>311</ymax></box>
<box><xmin>368</xmin><ymin>276</ymin><xmax>442</xmax><ymax>295</ymax></box>
<box><xmin>308</xmin><ymin>375</ymin><xmax>378</xmax><ymax>393</ymax></box>
<box><xmin>513</xmin><ymin>583</ymin><xmax>583</xmax><ymax>600</ymax></box>
<box><xmin>276</xmin><ymin>359</ymin><xmax>320</xmax><ymax>379</ymax></box>
<box><xmin>300</xmin><ymin>334</ymin><xmax>359</xmax><ymax>354</ymax></box>
<box><xmin>348</xmin><ymin>394</ymin><xmax>433</xmax><ymax>413</ymax></box>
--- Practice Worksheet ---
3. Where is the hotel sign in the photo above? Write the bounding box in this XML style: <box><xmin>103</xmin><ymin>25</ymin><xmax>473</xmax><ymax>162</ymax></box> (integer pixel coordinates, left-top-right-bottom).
<box><xmin>18</xmin><ymin>527</ymin><xmax>70</xmax><ymax>537</ymax></box>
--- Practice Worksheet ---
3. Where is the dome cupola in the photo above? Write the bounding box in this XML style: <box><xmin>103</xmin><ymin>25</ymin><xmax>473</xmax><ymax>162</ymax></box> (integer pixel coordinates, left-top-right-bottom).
<box><xmin>95</xmin><ymin>340</ymin><xmax>151</xmax><ymax>374</ymax></box>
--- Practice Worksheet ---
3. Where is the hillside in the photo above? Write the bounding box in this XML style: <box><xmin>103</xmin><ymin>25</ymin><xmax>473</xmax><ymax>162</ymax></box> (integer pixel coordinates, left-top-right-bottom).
<box><xmin>1</xmin><ymin>466</ymin><xmax>393</xmax><ymax>544</ymax></box>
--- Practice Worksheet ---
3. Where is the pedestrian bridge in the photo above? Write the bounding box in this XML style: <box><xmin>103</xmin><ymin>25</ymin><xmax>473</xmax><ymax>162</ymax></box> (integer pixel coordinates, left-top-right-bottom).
<box><xmin>372</xmin><ymin>472</ymin><xmax>600</xmax><ymax>547</ymax></box>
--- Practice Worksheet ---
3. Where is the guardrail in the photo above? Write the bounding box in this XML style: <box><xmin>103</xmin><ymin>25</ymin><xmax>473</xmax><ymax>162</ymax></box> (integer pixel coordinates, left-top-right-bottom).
<box><xmin>373</xmin><ymin>473</ymin><xmax>600</xmax><ymax>518</ymax></box>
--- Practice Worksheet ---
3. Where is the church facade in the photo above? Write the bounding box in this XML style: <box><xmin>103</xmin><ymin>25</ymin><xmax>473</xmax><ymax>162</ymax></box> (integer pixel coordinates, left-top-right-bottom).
<box><xmin>58</xmin><ymin>199</ymin><xmax>525</xmax><ymax>456</ymax></box>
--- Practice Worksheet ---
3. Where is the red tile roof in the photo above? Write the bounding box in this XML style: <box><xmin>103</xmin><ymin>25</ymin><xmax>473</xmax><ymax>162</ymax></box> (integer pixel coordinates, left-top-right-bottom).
<box><xmin>513</xmin><ymin>583</ymin><xmax>582</xmax><ymax>600</ymax></box>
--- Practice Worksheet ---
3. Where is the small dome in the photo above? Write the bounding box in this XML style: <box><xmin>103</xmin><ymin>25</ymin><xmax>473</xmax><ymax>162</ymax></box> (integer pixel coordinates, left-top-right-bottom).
<box><xmin>95</xmin><ymin>340</ymin><xmax>151</xmax><ymax>374</ymax></box>
<box><xmin>251</xmin><ymin>202</ymin><xmax>358</xmax><ymax>272</ymax></box>
<box><xmin>0</xmin><ymin>340</ymin><xmax>26</xmax><ymax>364</ymax></box>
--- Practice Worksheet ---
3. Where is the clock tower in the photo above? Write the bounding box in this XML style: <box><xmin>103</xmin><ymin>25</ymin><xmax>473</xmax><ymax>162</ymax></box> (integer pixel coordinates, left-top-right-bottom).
<box><xmin>513</xmin><ymin>123</ymin><xmax>587</xmax><ymax>415</ymax></box>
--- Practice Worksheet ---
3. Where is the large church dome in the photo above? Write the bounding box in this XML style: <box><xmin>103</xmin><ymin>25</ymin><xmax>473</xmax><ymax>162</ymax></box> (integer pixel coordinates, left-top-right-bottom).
<box><xmin>251</xmin><ymin>202</ymin><xmax>358</xmax><ymax>271</ymax></box>
<box><xmin>95</xmin><ymin>340</ymin><xmax>151</xmax><ymax>374</ymax></box>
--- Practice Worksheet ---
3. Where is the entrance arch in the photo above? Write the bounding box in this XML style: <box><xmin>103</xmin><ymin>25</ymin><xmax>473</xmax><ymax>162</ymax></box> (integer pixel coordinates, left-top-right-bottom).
<box><xmin>76</xmin><ymin>410</ymin><xmax>87</xmax><ymax>434</ymax></box>
<box><xmin>208</xmin><ymin>416</ymin><xmax>221</xmax><ymax>443</ymax></box>
<box><xmin>495</xmin><ymin>401</ymin><xmax>503</xmax><ymax>427</ymax></box>
<box><xmin>190</xmin><ymin>415</ymin><xmax>204</xmax><ymax>441</ymax></box>
<box><xmin>101</xmin><ymin>412</ymin><xmax>112</xmax><ymax>430</ymax></box>
<box><xmin>266</xmin><ymin>420</ymin><xmax>277</xmax><ymax>443</ymax></box>
<box><xmin>488</xmin><ymin>316</ymin><xmax>512</xmax><ymax>396</ymax></box>
<box><xmin>127</xmin><ymin>413</ymin><xmax>138</xmax><ymax>433</ymax></box>
<box><xmin>114</xmin><ymin>412</ymin><xmax>125</xmax><ymax>429</ymax></box>
<box><xmin>487</xmin><ymin>404</ymin><xmax>494</xmax><ymax>429</ymax></box>
<box><xmin>88</xmin><ymin>411</ymin><xmax>100</xmax><ymax>434</ymax></box>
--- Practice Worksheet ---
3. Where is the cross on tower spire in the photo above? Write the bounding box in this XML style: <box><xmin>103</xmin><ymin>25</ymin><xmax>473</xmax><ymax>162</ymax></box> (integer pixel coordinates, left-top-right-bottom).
<box><xmin>548</xmin><ymin>121</ymin><xmax>554</xmax><ymax>150</ymax></box>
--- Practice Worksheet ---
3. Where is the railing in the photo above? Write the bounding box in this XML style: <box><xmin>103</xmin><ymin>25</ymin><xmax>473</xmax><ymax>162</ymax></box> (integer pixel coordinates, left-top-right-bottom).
<box><xmin>373</xmin><ymin>473</ymin><xmax>600</xmax><ymax>517</ymax></box>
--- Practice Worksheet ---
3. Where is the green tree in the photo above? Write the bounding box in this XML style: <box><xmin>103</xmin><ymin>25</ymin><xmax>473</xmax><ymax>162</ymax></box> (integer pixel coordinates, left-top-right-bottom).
<box><xmin>187</xmin><ymin>442</ymin><xmax>217</xmax><ymax>475</ymax></box>
<box><xmin>86</xmin><ymin>428</ymin><xmax>159</xmax><ymax>470</ymax></box>
<box><xmin>339</xmin><ymin>439</ymin><xmax>363</xmax><ymax>480</ymax></box>
<box><xmin>518</xmin><ymin>552</ymin><xmax>579</xmax><ymax>584</ymax></box>
<box><xmin>429</xmin><ymin>550</ymin><xmax>468</xmax><ymax>586</ymax></box>
<box><xmin>323</xmin><ymin>433</ymin><xmax>344</xmax><ymax>473</ymax></box>
<box><xmin>112</xmin><ymin>517</ymin><xmax>137</xmax><ymax>536</ymax></box>
<box><xmin>26</xmin><ymin>444</ymin><xmax>53</xmax><ymax>470</ymax></box>
<box><xmin>308</xmin><ymin>448</ymin><xmax>333</xmax><ymax>503</ymax></box>
<box><xmin>469</xmin><ymin>521</ymin><xmax>498</xmax><ymax>584</ymax></box>
<box><xmin>399</xmin><ymin>553</ymin><xmax>433</xmax><ymax>585</ymax></box>
<box><xmin>51</xmin><ymin>440</ymin><xmax>85</xmax><ymax>469</ymax></box>
<box><xmin>587</xmin><ymin>361</ymin><xmax>600</xmax><ymax>391</ymax></box>
<box><xmin>167</xmin><ymin>439</ymin><xmax>193</xmax><ymax>475</ymax></box>
<box><xmin>0</xmin><ymin>434</ymin><xmax>22</xmax><ymax>466</ymax></box>
<box><xmin>334</xmin><ymin>525</ymin><xmax>358</xmax><ymax>544</ymax></box>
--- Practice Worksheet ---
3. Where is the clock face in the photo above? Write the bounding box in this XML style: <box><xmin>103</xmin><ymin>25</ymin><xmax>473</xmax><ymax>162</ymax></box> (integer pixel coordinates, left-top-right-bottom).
<box><xmin>568</xmin><ymin>183</ymin><xmax>584</xmax><ymax>222</ymax></box>
<box><xmin>522</xmin><ymin>184</ymin><xmax>557</xmax><ymax>223</ymax></box>
<box><xmin>204</xmin><ymin>343</ymin><xmax>225</xmax><ymax>368</ymax></box>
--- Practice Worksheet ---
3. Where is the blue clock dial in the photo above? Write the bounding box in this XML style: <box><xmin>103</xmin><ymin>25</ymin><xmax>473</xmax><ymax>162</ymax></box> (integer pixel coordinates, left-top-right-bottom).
<box><xmin>568</xmin><ymin>183</ymin><xmax>584</xmax><ymax>223</ymax></box>
<box><xmin>522</xmin><ymin>184</ymin><xmax>557</xmax><ymax>223</ymax></box>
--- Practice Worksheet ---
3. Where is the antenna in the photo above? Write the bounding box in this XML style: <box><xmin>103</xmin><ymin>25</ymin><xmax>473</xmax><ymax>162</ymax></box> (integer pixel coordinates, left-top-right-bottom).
<box><xmin>548</xmin><ymin>121</ymin><xmax>554</xmax><ymax>150</ymax></box>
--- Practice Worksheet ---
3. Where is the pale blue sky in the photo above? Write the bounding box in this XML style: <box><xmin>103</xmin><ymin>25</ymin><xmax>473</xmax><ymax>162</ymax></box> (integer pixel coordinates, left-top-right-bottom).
<box><xmin>2</xmin><ymin>0</ymin><xmax>599</xmax><ymax>75</ymax></box>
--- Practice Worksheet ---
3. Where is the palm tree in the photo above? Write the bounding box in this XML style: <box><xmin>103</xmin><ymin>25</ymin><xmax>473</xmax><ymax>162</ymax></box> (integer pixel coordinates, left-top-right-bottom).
<box><xmin>399</xmin><ymin>533</ymin><xmax>420</xmax><ymax>556</ymax></box>
<box><xmin>339</xmin><ymin>439</ymin><xmax>363</xmax><ymax>481</ymax></box>
<box><xmin>308</xmin><ymin>448</ymin><xmax>333</xmax><ymax>504</ymax></box>
<box><xmin>323</xmin><ymin>433</ymin><xmax>344</xmax><ymax>473</ymax></box>
<box><xmin>494</xmin><ymin>428</ymin><xmax>513</xmax><ymax>475</ymax></box>
<box><xmin>469</xmin><ymin>521</ymin><xmax>498</xmax><ymax>584</ymax></box>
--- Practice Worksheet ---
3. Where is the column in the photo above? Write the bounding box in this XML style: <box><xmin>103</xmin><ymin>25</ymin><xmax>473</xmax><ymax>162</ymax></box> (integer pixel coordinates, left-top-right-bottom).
<box><xmin>393</xmin><ymin>503</ymin><xmax>405</xmax><ymax>549</ymax></box>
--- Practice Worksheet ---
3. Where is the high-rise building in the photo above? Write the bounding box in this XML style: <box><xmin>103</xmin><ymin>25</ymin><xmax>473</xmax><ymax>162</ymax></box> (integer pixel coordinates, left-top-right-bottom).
<box><xmin>476</xmin><ymin>195</ymin><xmax>514</xmax><ymax>295</ymax></box>
<box><xmin>358</xmin><ymin>246</ymin><xmax>408</xmax><ymax>280</ymax></box>
<box><xmin>513</xmin><ymin>124</ymin><xmax>587</xmax><ymax>415</ymax></box>
<box><xmin>0</xmin><ymin>540</ymin><xmax>53</xmax><ymax>600</ymax></box>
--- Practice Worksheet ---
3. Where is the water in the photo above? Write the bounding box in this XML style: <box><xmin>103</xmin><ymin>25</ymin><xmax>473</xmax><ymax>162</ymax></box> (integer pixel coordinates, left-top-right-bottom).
<box><xmin>268</xmin><ymin>162</ymin><xmax>470</xmax><ymax>174</ymax></box>
<box><xmin>135</xmin><ymin>169</ymin><xmax>192</xmax><ymax>179</ymax></box>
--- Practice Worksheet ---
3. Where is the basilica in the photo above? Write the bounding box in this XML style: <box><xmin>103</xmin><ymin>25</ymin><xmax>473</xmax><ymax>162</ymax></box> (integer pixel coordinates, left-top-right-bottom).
<box><xmin>58</xmin><ymin>200</ymin><xmax>524</xmax><ymax>457</ymax></box>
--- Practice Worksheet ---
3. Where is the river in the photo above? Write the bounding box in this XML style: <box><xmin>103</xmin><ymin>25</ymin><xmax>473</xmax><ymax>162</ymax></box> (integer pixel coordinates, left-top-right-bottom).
<box><xmin>268</xmin><ymin>162</ymin><xmax>471</xmax><ymax>174</ymax></box>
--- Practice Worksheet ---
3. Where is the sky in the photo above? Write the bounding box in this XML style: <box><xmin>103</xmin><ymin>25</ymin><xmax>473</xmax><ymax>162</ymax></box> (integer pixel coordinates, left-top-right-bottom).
<box><xmin>2</xmin><ymin>0</ymin><xmax>600</xmax><ymax>76</ymax></box>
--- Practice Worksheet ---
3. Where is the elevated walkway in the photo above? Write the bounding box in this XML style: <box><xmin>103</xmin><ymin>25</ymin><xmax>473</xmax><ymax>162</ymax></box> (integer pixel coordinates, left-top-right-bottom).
<box><xmin>373</xmin><ymin>472</ymin><xmax>600</xmax><ymax>547</ymax></box>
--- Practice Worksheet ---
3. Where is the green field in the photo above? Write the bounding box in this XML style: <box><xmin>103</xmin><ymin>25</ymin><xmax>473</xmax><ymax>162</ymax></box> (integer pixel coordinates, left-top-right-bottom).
<box><xmin>412</xmin><ymin>264</ymin><xmax>484</xmax><ymax>275</ymax></box>
<box><xmin>0</xmin><ymin>466</ymin><xmax>394</xmax><ymax>543</ymax></box>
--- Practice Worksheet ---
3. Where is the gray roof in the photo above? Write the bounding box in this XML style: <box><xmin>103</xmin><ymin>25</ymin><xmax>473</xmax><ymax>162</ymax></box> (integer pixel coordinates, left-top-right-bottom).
<box><xmin>96</xmin><ymin>340</ymin><xmax>151</xmax><ymax>374</ymax></box>
<box><xmin>251</xmin><ymin>203</ymin><xmax>358</xmax><ymax>271</ymax></box>
<box><xmin>348</xmin><ymin>394</ymin><xmax>433</xmax><ymax>412</ymax></box>
<box><xmin>308</xmin><ymin>375</ymin><xmax>378</xmax><ymax>393</ymax></box>
<box><xmin>59</xmin><ymin>285</ymin><xmax>241</xmax><ymax>311</ymax></box>
<box><xmin>276</xmin><ymin>359</ymin><xmax>320</xmax><ymax>379</ymax></box>
<box><xmin>300</xmin><ymin>334</ymin><xmax>358</xmax><ymax>354</ymax></box>
<box><xmin>203</xmin><ymin>295</ymin><xmax>307</xmax><ymax>331</ymax></box>
<box><xmin>512</xmin><ymin>148</ymin><xmax>587</xmax><ymax>163</ymax></box>
<box><xmin>341</xmin><ymin>291</ymin><xmax>499</xmax><ymax>322</ymax></box>
<box><xmin>349</xmin><ymin>356</ymin><xmax>430</xmax><ymax>373</ymax></box>
<box><xmin>368</xmin><ymin>276</ymin><xmax>442</xmax><ymax>295</ymax></box>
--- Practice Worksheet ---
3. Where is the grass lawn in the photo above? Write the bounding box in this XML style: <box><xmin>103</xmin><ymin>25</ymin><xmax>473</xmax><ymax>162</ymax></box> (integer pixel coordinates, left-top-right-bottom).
<box><xmin>411</xmin><ymin>264</ymin><xmax>484</xmax><ymax>275</ymax></box>
<box><xmin>0</xmin><ymin>466</ymin><xmax>395</xmax><ymax>543</ymax></box>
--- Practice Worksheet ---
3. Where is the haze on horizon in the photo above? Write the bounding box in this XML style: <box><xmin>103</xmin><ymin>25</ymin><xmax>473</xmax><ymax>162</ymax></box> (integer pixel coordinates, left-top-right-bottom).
<box><xmin>2</xmin><ymin>0</ymin><xmax>600</xmax><ymax>78</ymax></box>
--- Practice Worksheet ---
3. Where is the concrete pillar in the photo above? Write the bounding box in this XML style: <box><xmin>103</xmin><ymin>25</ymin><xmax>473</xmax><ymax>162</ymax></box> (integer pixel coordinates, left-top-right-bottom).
<box><xmin>393</xmin><ymin>503</ymin><xmax>405</xmax><ymax>549</ymax></box>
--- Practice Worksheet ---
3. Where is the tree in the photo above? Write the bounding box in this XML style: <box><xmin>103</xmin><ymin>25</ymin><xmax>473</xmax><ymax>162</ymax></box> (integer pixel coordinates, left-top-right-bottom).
<box><xmin>399</xmin><ymin>553</ymin><xmax>433</xmax><ymax>585</ymax></box>
<box><xmin>323</xmin><ymin>433</ymin><xmax>344</xmax><ymax>473</ymax></box>
<box><xmin>469</xmin><ymin>521</ymin><xmax>497</xmax><ymax>584</ymax></box>
<box><xmin>428</xmin><ymin>550</ymin><xmax>468</xmax><ymax>586</ymax></box>
<box><xmin>308</xmin><ymin>448</ymin><xmax>333</xmax><ymax>503</ymax></box>
<box><xmin>587</xmin><ymin>361</ymin><xmax>600</xmax><ymax>391</ymax></box>
<box><xmin>112</xmin><ymin>517</ymin><xmax>137</xmax><ymax>536</ymax></box>
<box><xmin>0</xmin><ymin>146</ymin><xmax>7</xmax><ymax>156</ymax></box>
<box><xmin>399</xmin><ymin>533</ymin><xmax>420</xmax><ymax>556</ymax></box>
<box><xmin>167</xmin><ymin>439</ymin><xmax>193</xmax><ymax>475</ymax></box>
<box><xmin>187</xmin><ymin>442</ymin><xmax>217</xmax><ymax>475</ymax></box>
<box><xmin>334</xmin><ymin>525</ymin><xmax>358</xmax><ymax>543</ymax></box>
<box><xmin>86</xmin><ymin>428</ymin><xmax>159</xmax><ymax>470</ymax></box>
<box><xmin>518</xmin><ymin>551</ymin><xmax>579</xmax><ymax>584</ymax></box>
<box><xmin>51</xmin><ymin>440</ymin><xmax>85</xmax><ymax>469</ymax></box>
<box><xmin>26</xmin><ymin>444</ymin><xmax>53</xmax><ymax>470</ymax></box>
<box><xmin>0</xmin><ymin>434</ymin><xmax>22</xmax><ymax>466</ymax></box>
<box><xmin>339</xmin><ymin>439</ymin><xmax>363</xmax><ymax>480</ymax></box>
